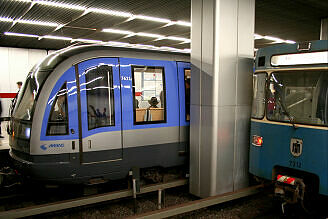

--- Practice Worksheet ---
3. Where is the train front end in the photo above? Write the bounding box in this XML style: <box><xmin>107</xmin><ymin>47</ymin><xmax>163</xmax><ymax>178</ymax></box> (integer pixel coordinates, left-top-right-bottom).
<box><xmin>7</xmin><ymin>50</ymin><xmax>76</xmax><ymax>184</ymax></box>
<box><xmin>249</xmin><ymin>40</ymin><xmax>328</xmax><ymax>207</ymax></box>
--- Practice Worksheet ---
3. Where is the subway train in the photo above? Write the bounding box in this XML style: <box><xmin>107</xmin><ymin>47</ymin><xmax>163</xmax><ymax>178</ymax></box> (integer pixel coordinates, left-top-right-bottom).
<box><xmin>249</xmin><ymin>40</ymin><xmax>328</xmax><ymax>209</ymax></box>
<box><xmin>7</xmin><ymin>44</ymin><xmax>191</xmax><ymax>184</ymax></box>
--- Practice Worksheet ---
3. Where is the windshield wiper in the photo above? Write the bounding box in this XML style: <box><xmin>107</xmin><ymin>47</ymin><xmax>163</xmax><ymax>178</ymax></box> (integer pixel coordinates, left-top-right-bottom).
<box><xmin>270</xmin><ymin>77</ymin><xmax>297</xmax><ymax>129</ymax></box>
<box><xmin>275</xmin><ymin>96</ymin><xmax>297</xmax><ymax>129</ymax></box>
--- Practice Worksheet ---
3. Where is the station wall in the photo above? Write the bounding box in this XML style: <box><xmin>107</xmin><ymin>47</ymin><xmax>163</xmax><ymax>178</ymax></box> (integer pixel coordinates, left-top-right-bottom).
<box><xmin>0</xmin><ymin>47</ymin><xmax>48</xmax><ymax>118</ymax></box>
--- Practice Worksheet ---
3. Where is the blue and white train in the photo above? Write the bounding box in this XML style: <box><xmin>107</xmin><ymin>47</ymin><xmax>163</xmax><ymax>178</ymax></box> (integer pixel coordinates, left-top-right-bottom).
<box><xmin>8</xmin><ymin>44</ymin><xmax>190</xmax><ymax>184</ymax></box>
<box><xmin>249</xmin><ymin>40</ymin><xmax>328</xmax><ymax>207</ymax></box>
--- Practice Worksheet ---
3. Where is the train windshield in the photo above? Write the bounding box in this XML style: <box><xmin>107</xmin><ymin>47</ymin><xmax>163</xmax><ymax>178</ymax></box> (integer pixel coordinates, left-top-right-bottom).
<box><xmin>13</xmin><ymin>75</ymin><xmax>38</xmax><ymax>120</ymax></box>
<box><xmin>267</xmin><ymin>70</ymin><xmax>328</xmax><ymax>126</ymax></box>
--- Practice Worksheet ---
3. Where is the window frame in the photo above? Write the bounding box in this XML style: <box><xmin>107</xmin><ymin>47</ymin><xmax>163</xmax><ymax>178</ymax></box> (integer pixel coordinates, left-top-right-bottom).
<box><xmin>251</xmin><ymin>72</ymin><xmax>267</xmax><ymax>120</ymax></box>
<box><xmin>183</xmin><ymin>68</ymin><xmax>191</xmax><ymax>121</ymax></box>
<box><xmin>265</xmin><ymin>70</ymin><xmax>328</xmax><ymax>127</ymax></box>
<box><xmin>85</xmin><ymin>64</ymin><xmax>116</xmax><ymax>131</ymax></box>
<box><xmin>131</xmin><ymin>65</ymin><xmax>167</xmax><ymax>125</ymax></box>
<box><xmin>46</xmin><ymin>82</ymin><xmax>69</xmax><ymax>136</ymax></box>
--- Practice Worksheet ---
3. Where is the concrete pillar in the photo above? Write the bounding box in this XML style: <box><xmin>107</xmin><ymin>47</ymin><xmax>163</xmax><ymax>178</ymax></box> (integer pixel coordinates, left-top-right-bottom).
<box><xmin>320</xmin><ymin>18</ymin><xmax>328</xmax><ymax>40</ymax></box>
<box><xmin>190</xmin><ymin>0</ymin><xmax>255</xmax><ymax>198</ymax></box>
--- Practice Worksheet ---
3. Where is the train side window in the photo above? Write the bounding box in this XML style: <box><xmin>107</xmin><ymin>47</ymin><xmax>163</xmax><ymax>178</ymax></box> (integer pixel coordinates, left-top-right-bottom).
<box><xmin>251</xmin><ymin>73</ymin><xmax>266</xmax><ymax>119</ymax></box>
<box><xmin>85</xmin><ymin>65</ymin><xmax>115</xmax><ymax>130</ymax></box>
<box><xmin>132</xmin><ymin>66</ymin><xmax>166</xmax><ymax>124</ymax></box>
<box><xmin>184</xmin><ymin>69</ymin><xmax>191</xmax><ymax>121</ymax></box>
<box><xmin>46</xmin><ymin>83</ymin><xmax>69</xmax><ymax>135</ymax></box>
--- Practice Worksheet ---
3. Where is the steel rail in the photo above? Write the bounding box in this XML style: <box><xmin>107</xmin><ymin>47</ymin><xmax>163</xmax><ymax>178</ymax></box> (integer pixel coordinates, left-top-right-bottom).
<box><xmin>0</xmin><ymin>179</ymin><xmax>187</xmax><ymax>219</ymax></box>
<box><xmin>129</xmin><ymin>184</ymin><xmax>263</xmax><ymax>219</ymax></box>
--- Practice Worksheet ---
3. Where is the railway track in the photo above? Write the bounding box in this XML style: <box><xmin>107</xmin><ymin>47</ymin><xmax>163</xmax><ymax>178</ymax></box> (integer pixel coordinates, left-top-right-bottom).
<box><xmin>129</xmin><ymin>185</ymin><xmax>263</xmax><ymax>219</ymax></box>
<box><xmin>0</xmin><ymin>179</ymin><xmax>188</xmax><ymax>218</ymax></box>
<box><xmin>0</xmin><ymin>180</ymin><xmax>268</xmax><ymax>219</ymax></box>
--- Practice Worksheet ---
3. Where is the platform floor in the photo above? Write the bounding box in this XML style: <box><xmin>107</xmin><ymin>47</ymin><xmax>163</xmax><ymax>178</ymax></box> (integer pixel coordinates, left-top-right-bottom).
<box><xmin>0</xmin><ymin>121</ymin><xmax>10</xmax><ymax>151</ymax></box>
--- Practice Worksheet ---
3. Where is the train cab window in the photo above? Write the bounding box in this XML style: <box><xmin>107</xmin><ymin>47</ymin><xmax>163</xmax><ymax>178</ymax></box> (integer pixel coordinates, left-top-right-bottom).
<box><xmin>184</xmin><ymin>69</ymin><xmax>191</xmax><ymax>121</ymax></box>
<box><xmin>132</xmin><ymin>66</ymin><xmax>166</xmax><ymax>124</ymax></box>
<box><xmin>251</xmin><ymin>73</ymin><xmax>266</xmax><ymax>119</ymax></box>
<box><xmin>85</xmin><ymin>65</ymin><xmax>115</xmax><ymax>130</ymax></box>
<box><xmin>267</xmin><ymin>70</ymin><xmax>328</xmax><ymax>126</ymax></box>
<box><xmin>46</xmin><ymin>83</ymin><xmax>68</xmax><ymax>135</ymax></box>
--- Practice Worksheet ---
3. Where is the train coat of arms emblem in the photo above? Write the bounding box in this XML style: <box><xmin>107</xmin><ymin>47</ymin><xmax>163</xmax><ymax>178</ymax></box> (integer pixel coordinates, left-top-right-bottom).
<box><xmin>290</xmin><ymin>138</ymin><xmax>303</xmax><ymax>157</ymax></box>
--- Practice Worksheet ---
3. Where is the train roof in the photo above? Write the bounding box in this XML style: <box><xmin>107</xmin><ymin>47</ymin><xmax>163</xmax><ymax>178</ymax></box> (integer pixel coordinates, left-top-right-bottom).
<box><xmin>30</xmin><ymin>43</ymin><xmax>190</xmax><ymax>73</ymax></box>
<box><xmin>255</xmin><ymin>40</ymin><xmax>328</xmax><ymax>70</ymax></box>
<box><xmin>26</xmin><ymin>43</ymin><xmax>190</xmax><ymax>99</ymax></box>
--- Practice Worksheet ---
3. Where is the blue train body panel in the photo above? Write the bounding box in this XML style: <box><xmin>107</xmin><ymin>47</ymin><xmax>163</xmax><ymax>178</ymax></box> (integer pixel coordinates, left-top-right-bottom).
<box><xmin>41</xmin><ymin>57</ymin><xmax>183</xmax><ymax>140</ymax></box>
<box><xmin>249</xmin><ymin>121</ymin><xmax>328</xmax><ymax>195</ymax></box>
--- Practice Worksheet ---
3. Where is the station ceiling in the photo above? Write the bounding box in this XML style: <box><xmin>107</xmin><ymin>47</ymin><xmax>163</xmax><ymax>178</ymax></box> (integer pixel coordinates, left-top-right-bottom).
<box><xmin>0</xmin><ymin>0</ymin><xmax>327</xmax><ymax>52</ymax></box>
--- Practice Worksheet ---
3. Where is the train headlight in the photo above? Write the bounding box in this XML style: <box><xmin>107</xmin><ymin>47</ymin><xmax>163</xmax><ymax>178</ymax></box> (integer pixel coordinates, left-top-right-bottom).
<box><xmin>252</xmin><ymin>135</ymin><xmax>263</xmax><ymax>147</ymax></box>
<box><xmin>25</xmin><ymin>127</ymin><xmax>31</xmax><ymax>139</ymax></box>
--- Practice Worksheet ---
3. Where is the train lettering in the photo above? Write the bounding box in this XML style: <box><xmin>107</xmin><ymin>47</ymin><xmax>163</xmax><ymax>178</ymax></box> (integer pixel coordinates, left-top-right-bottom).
<box><xmin>49</xmin><ymin>144</ymin><xmax>64</xmax><ymax>148</ymax></box>
<box><xmin>289</xmin><ymin>160</ymin><xmax>302</xmax><ymax>168</ymax></box>
<box><xmin>40</xmin><ymin>144</ymin><xmax>64</xmax><ymax>151</ymax></box>
<box><xmin>121</xmin><ymin>76</ymin><xmax>132</xmax><ymax>81</ymax></box>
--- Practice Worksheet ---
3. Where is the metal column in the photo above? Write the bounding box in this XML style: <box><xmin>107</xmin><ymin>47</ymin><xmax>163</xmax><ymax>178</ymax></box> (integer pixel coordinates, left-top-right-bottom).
<box><xmin>320</xmin><ymin>18</ymin><xmax>328</xmax><ymax>40</ymax></box>
<box><xmin>190</xmin><ymin>0</ymin><xmax>255</xmax><ymax>197</ymax></box>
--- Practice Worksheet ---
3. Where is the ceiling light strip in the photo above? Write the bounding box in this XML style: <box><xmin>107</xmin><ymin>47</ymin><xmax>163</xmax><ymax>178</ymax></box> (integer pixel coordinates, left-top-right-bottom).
<box><xmin>102</xmin><ymin>28</ymin><xmax>190</xmax><ymax>42</ymax></box>
<box><xmin>10</xmin><ymin>0</ymin><xmax>191</xmax><ymax>27</ymax></box>
<box><xmin>3</xmin><ymin>32</ymin><xmax>190</xmax><ymax>54</ymax></box>
<box><xmin>0</xmin><ymin>17</ymin><xmax>14</xmax><ymax>22</ymax></box>
<box><xmin>0</xmin><ymin>16</ymin><xmax>58</xmax><ymax>27</ymax></box>
<box><xmin>42</xmin><ymin>35</ymin><xmax>73</xmax><ymax>41</ymax></box>
<box><xmin>87</xmin><ymin>8</ymin><xmax>132</xmax><ymax>18</ymax></box>
<box><xmin>254</xmin><ymin>33</ymin><xmax>296</xmax><ymax>44</ymax></box>
<box><xmin>133</xmin><ymin>15</ymin><xmax>171</xmax><ymax>23</ymax></box>
<box><xmin>4</xmin><ymin>32</ymin><xmax>39</xmax><ymax>38</ymax></box>
<box><xmin>16</xmin><ymin>19</ymin><xmax>58</xmax><ymax>27</ymax></box>
<box><xmin>33</xmin><ymin>1</ymin><xmax>85</xmax><ymax>11</ymax></box>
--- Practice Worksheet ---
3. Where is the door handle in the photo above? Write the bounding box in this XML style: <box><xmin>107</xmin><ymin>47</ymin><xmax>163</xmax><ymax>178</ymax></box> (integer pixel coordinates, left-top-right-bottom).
<box><xmin>88</xmin><ymin>140</ymin><xmax>92</xmax><ymax>149</ymax></box>
<box><xmin>70</xmin><ymin>129</ymin><xmax>75</xmax><ymax>134</ymax></box>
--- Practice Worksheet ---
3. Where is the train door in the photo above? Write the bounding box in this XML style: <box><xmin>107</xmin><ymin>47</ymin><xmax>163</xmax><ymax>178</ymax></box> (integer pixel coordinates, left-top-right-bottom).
<box><xmin>177</xmin><ymin>62</ymin><xmax>190</xmax><ymax>144</ymax></box>
<box><xmin>77</xmin><ymin>58</ymin><xmax>122</xmax><ymax>163</ymax></box>
<box><xmin>119</xmin><ymin>58</ymin><xmax>180</xmax><ymax>165</ymax></box>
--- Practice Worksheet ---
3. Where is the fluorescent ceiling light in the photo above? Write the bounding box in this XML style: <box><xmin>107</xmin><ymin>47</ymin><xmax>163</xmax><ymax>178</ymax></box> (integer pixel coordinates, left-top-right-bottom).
<box><xmin>74</xmin><ymin>38</ymin><xmax>103</xmax><ymax>43</ymax></box>
<box><xmin>183</xmin><ymin>49</ymin><xmax>191</xmax><ymax>53</ymax></box>
<box><xmin>166</xmin><ymin>36</ymin><xmax>190</xmax><ymax>42</ymax></box>
<box><xmin>107</xmin><ymin>41</ymin><xmax>131</xmax><ymax>47</ymax></box>
<box><xmin>255</xmin><ymin>33</ymin><xmax>295</xmax><ymax>44</ymax></box>
<box><xmin>42</xmin><ymin>35</ymin><xmax>72</xmax><ymax>41</ymax></box>
<box><xmin>88</xmin><ymin>8</ymin><xmax>132</xmax><ymax>18</ymax></box>
<box><xmin>8</xmin><ymin>0</ymin><xmax>190</xmax><ymax>27</ymax></box>
<box><xmin>13</xmin><ymin>0</ymin><xmax>31</xmax><ymax>2</ymax></box>
<box><xmin>4</xmin><ymin>30</ymin><xmax>190</xmax><ymax>54</ymax></box>
<box><xmin>16</xmin><ymin>19</ymin><xmax>58</xmax><ymax>27</ymax></box>
<box><xmin>284</xmin><ymin>40</ymin><xmax>296</xmax><ymax>44</ymax></box>
<box><xmin>174</xmin><ymin>21</ymin><xmax>191</xmax><ymax>27</ymax></box>
<box><xmin>102</xmin><ymin>28</ymin><xmax>134</xmax><ymax>35</ymax></box>
<box><xmin>34</xmin><ymin>1</ymin><xmax>85</xmax><ymax>10</ymax></box>
<box><xmin>102</xmin><ymin>29</ymin><xmax>189</xmax><ymax>42</ymax></box>
<box><xmin>0</xmin><ymin>17</ymin><xmax>14</xmax><ymax>22</ymax></box>
<box><xmin>263</xmin><ymin>35</ymin><xmax>284</xmax><ymax>43</ymax></box>
<box><xmin>133</xmin><ymin>15</ymin><xmax>170</xmax><ymax>23</ymax></box>
<box><xmin>136</xmin><ymin>32</ymin><xmax>164</xmax><ymax>38</ymax></box>
<box><xmin>4</xmin><ymin>32</ymin><xmax>39</xmax><ymax>38</ymax></box>
<box><xmin>254</xmin><ymin>34</ymin><xmax>263</xmax><ymax>40</ymax></box>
